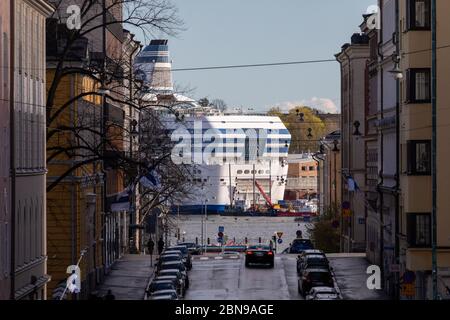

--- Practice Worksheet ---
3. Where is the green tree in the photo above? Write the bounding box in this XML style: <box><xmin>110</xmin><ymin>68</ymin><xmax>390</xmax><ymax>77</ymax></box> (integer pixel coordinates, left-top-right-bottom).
<box><xmin>268</xmin><ymin>106</ymin><xmax>326</xmax><ymax>154</ymax></box>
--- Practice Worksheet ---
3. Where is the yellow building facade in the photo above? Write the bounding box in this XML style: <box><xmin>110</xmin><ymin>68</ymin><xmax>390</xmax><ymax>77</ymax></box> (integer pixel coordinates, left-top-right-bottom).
<box><xmin>398</xmin><ymin>0</ymin><xmax>450</xmax><ymax>299</ymax></box>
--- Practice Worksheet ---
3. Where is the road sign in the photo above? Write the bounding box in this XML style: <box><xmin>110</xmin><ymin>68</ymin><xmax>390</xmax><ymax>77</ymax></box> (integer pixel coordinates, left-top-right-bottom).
<box><xmin>276</xmin><ymin>232</ymin><xmax>283</xmax><ymax>239</ymax></box>
<box><xmin>401</xmin><ymin>283</ymin><xmax>415</xmax><ymax>298</ymax></box>
<box><xmin>342</xmin><ymin>201</ymin><xmax>350</xmax><ymax>210</ymax></box>
<box><xmin>218</xmin><ymin>232</ymin><xmax>224</xmax><ymax>238</ymax></box>
<box><xmin>343</xmin><ymin>209</ymin><xmax>351</xmax><ymax>218</ymax></box>
<box><xmin>403</xmin><ymin>271</ymin><xmax>416</xmax><ymax>284</ymax></box>
<box><xmin>218</xmin><ymin>226</ymin><xmax>224</xmax><ymax>233</ymax></box>
<box><xmin>217</xmin><ymin>238</ymin><xmax>223</xmax><ymax>244</ymax></box>
<box><xmin>277</xmin><ymin>239</ymin><xmax>283</xmax><ymax>244</ymax></box>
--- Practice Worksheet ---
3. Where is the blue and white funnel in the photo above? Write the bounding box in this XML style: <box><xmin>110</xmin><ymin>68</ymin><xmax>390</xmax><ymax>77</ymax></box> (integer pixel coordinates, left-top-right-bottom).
<box><xmin>135</xmin><ymin>39</ymin><xmax>173</xmax><ymax>93</ymax></box>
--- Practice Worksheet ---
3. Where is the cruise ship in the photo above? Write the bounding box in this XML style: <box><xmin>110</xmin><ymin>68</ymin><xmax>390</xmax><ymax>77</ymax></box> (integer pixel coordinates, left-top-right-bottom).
<box><xmin>135</xmin><ymin>40</ymin><xmax>291</xmax><ymax>215</ymax></box>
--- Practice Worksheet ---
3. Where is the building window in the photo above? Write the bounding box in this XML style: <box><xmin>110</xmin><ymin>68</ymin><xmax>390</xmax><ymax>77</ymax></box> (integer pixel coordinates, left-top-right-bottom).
<box><xmin>407</xmin><ymin>0</ymin><xmax>431</xmax><ymax>30</ymax></box>
<box><xmin>309</xmin><ymin>166</ymin><xmax>315</xmax><ymax>171</ymax></box>
<box><xmin>407</xmin><ymin>140</ymin><xmax>431</xmax><ymax>175</ymax></box>
<box><xmin>406</xmin><ymin>69</ymin><xmax>431</xmax><ymax>103</ymax></box>
<box><xmin>407</xmin><ymin>213</ymin><xmax>431</xmax><ymax>247</ymax></box>
<box><xmin>301</xmin><ymin>166</ymin><xmax>307</xmax><ymax>171</ymax></box>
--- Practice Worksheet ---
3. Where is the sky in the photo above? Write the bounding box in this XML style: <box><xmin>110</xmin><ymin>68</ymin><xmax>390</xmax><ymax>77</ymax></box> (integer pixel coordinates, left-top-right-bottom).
<box><xmin>131</xmin><ymin>0</ymin><xmax>375</xmax><ymax>113</ymax></box>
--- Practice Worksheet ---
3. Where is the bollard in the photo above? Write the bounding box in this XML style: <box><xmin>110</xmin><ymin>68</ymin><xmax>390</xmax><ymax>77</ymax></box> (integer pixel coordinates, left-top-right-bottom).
<box><xmin>207</xmin><ymin>238</ymin><xmax>210</xmax><ymax>245</ymax></box>
<box><xmin>196</xmin><ymin>237</ymin><xmax>198</xmax><ymax>245</ymax></box>
<box><xmin>245</xmin><ymin>237</ymin><xmax>248</xmax><ymax>244</ymax></box>
<box><xmin>258</xmin><ymin>237</ymin><xmax>262</xmax><ymax>244</ymax></box>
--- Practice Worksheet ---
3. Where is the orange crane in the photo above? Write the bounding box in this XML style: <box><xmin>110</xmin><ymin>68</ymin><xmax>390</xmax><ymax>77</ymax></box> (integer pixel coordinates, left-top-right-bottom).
<box><xmin>254</xmin><ymin>181</ymin><xmax>274</xmax><ymax>210</ymax></box>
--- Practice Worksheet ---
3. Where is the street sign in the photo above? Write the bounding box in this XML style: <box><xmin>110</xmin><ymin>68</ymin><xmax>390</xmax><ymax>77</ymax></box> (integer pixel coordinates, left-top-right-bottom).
<box><xmin>276</xmin><ymin>232</ymin><xmax>283</xmax><ymax>239</ymax></box>
<box><xmin>342</xmin><ymin>201</ymin><xmax>350</xmax><ymax>210</ymax></box>
<box><xmin>403</xmin><ymin>271</ymin><xmax>416</xmax><ymax>284</ymax></box>
<box><xmin>343</xmin><ymin>209</ymin><xmax>351</xmax><ymax>218</ymax></box>
<box><xmin>277</xmin><ymin>239</ymin><xmax>283</xmax><ymax>244</ymax></box>
<box><xmin>218</xmin><ymin>226</ymin><xmax>225</xmax><ymax>233</ymax></box>
<box><xmin>401</xmin><ymin>283</ymin><xmax>415</xmax><ymax>298</ymax></box>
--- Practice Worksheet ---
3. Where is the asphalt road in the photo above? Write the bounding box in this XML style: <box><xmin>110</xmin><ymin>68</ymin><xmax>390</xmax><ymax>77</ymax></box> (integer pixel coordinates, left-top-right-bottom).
<box><xmin>184</xmin><ymin>254</ymin><xmax>302</xmax><ymax>300</ymax></box>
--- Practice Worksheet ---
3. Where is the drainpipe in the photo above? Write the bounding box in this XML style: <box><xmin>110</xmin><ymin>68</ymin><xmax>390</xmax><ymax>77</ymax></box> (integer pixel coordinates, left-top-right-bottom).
<box><xmin>394</xmin><ymin>0</ymin><xmax>401</xmax><ymax>300</ymax></box>
<box><xmin>431</xmin><ymin>0</ymin><xmax>438</xmax><ymax>301</ymax></box>
<box><xmin>9</xmin><ymin>0</ymin><xmax>16</xmax><ymax>301</ymax></box>
<box><xmin>376</xmin><ymin>14</ymin><xmax>385</xmax><ymax>291</ymax></box>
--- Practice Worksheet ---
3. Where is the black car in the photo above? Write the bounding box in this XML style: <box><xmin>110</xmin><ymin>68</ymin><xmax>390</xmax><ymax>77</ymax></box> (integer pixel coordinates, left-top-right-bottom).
<box><xmin>298</xmin><ymin>268</ymin><xmax>334</xmax><ymax>296</ymax></box>
<box><xmin>297</xmin><ymin>254</ymin><xmax>330</xmax><ymax>275</ymax></box>
<box><xmin>158</xmin><ymin>269</ymin><xmax>187</xmax><ymax>296</ymax></box>
<box><xmin>168</xmin><ymin>245</ymin><xmax>192</xmax><ymax>270</ymax></box>
<box><xmin>245</xmin><ymin>245</ymin><xmax>274</xmax><ymax>268</ymax></box>
<box><xmin>152</xmin><ymin>275</ymin><xmax>182</xmax><ymax>296</ymax></box>
<box><xmin>159</xmin><ymin>261</ymin><xmax>189</xmax><ymax>289</ymax></box>
<box><xmin>156</xmin><ymin>254</ymin><xmax>183</xmax><ymax>271</ymax></box>
<box><xmin>289</xmin><ymin>239</ymin><xmax>314</xmax><ymax>254</ymax></box>
<box><xmin>178</xmin><ymin>242</ymin><xmax>201</xmax><ymax>255</ymax></box>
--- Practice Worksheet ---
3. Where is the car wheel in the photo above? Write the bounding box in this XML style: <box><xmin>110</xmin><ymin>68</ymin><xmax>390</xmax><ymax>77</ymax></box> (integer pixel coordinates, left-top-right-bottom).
<box><xmin>245</xmin><ymin>260</ymin><xmax>250</xmax><ymax>268</ymax></box>
<box><xmin>269</xmin><ymin>261</ymin><xmax>274</xmax><ymax>268</ymax></box>
<box><xmin>298</xmin><ymin>283</ymin><xmax>301</xmax><ymax>294</ymax></box>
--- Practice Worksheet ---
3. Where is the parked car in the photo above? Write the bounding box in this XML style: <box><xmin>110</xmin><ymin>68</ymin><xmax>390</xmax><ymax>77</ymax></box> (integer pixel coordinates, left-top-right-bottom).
<box><xmin>289</xmin><ymin>239</ymin><xmax>314</xmax><ymax>254</ymax></box>
<box><xmin>156</xmin><ymin>254</ymin><xmax>183</xmax><ymax>271</ymax></box>
<box><xmin>167</xmin><ymin>245</ymin><xmax>192</xmax><ymax>270</ymax></box>
<box><xmin>158</xmin><ymin>269</ymin><xmax>187</xmax><ymax>296</ymax></box>
<box><xmin>298</xmin><ymin>268</ymin><xmax>334</xmax><ymax>296</ymax></box>
<box><xmin>245</xmin><ymin>245</ymin><xmax>274</xmax><ymax>268</ymax></box>
<box><xmin>305</xmin><ymin>287</ymin><xmax>341</xmax><ymax>300</ymax></box>
<box><xmin>150</xmin><ymin>289</ymin><xmax>179</xmax><ymax>300</ymax></box>
<box><xmin>297</xmin><ymin>254</ymin><xmax>330</xmax><ymax>275</ymax></box>
<box><xmin>178</xmin><ymin>242</ymin><xmax>201</xmax><ymax>255</ymax></box>
<box><xmin>150</xmin><ymin>294</ymin><xmax>178</xmax><ymax>301</ymax></box>
<box><xmin>146</xmin><ymin>280</ymin><xmax>176</xmax><ymax>296</ymax></box>
<box><xmin>153</xmin><ymin>275</ymin><xmax>182</xmax><ymax>296</ymax></box>
<box><xmin>159</xmin><ymin>261</ymin><xmax>189</xmax><ymax>289</ymax></box>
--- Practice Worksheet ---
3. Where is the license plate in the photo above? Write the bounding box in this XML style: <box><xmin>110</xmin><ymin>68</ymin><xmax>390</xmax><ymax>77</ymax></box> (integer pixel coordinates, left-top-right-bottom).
<box><xmin>255</xmin><ymin>252</ymin><xmax>264</xmax><ymax>257</ymax></box>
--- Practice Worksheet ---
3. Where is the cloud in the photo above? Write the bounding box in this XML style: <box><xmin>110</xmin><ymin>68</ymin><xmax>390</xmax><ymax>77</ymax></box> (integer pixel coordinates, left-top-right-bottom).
<box><xmin>271</xmin><ymin>97</ymin><xmax>339</xmax><ymax>114</ymax></box>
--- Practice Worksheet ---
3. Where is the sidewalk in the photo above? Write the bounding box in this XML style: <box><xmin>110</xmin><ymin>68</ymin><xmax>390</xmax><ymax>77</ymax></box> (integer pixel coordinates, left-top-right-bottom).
<box><xmin>96</xmin><ymin>254</ymin><xmax>155</xmax><ymax>300</ymax></box>
<box><xmin>328</xmin><ymin>254</ymin><xmax>389</xmax><ymax>300</ymax></box>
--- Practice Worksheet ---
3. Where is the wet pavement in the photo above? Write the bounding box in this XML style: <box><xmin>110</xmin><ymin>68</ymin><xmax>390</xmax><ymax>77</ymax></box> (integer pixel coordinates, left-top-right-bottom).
<box><xmin>96</xmin><ymin>254</ymin><xmax>154</xmax><ymax>300</ymax></box>
<box><xmin>328</xmin><ymin>254</ymin><xmax>389</xmax><ymax>300</ymax></box>
<box><xmin>184</xmin><ymin>254</ymin><xmax>301</xmax><ymax>300</ymax></box>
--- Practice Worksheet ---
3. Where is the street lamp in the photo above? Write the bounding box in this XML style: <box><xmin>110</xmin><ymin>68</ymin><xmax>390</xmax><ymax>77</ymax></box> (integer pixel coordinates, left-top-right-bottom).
<box><xmin>296</xmin><ymin>109</ymin><xmax>305</xmax><ymax>122</ymax></box>
<box><xmin>389</xmin><ymin>55</ymin><xmax>403</xmax><ymax>80</ymax></box>
<box><xmin>353</xmin><ymin>121</ymin><xmax>362</xmax><ymax>136</ymax></box>
<box><xmin>332</xmin><ymin>140</ymin><xmax>340</xmax><ymax>152</ymax></box>
<box><xmin>130</xmin><ymin>119</ymin><xmax>139</xmax><ymax>139</ymax></box>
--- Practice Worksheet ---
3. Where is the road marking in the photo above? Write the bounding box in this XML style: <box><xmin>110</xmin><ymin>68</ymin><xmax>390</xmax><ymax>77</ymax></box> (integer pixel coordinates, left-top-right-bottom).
<box><xmin>200</xmin><ymin>257</ymin><xmax>209</xmax><ymax>260</ymax></box>
<box><xmin>214</xmin><ymin>257</ymin><xmax>224</xmax><ymax>260</ymax></box>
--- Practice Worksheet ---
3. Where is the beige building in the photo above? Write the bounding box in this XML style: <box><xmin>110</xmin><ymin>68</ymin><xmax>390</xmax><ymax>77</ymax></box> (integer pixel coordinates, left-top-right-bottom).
<box><xmin>0</xmin><ymin>0</ymin><xmax>54</xmax><ymax>300</ymax></box>
<box><xmin>398</xmin><ymin>0</ymin><xmax>450</xmax><ymax>299</ymax></box>
<box><xmin>336</xmin><ymin>34</ymin><xmax>370</xmax><ymax>252</ymax></box>
<box><xmin>285</xmin><ymin>154</ymin><xmax>318</xmax><ymax>200</ymax></box>
<box><xmin>319</xmin><ymin>131</ymin><xmax>341</xmax><ymax>214</ymax></box>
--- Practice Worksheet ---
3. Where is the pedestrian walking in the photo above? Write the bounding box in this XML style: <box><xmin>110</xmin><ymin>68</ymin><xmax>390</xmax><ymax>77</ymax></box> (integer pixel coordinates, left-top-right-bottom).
<box><xmin>157</xmin><ymin>237</ymin><xmax>165</xmax><ymax>255</ymax></box>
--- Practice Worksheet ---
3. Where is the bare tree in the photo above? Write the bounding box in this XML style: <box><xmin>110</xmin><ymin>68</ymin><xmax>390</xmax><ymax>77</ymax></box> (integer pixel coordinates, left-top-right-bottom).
<box><xmin>45</xmin><ymin>0</ymin><xmax>196</xmax><ymax>215</ymax></box>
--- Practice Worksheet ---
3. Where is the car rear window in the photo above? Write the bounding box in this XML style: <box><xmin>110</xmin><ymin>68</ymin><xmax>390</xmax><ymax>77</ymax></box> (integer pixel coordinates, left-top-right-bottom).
<box><xmin>248</xmin><ymin>245</ymin><xmax>270</xmax><ymax>250</ymax></box>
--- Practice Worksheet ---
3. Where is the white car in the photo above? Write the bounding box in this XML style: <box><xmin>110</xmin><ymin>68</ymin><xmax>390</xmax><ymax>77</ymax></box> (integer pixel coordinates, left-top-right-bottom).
<box><xmin>305</xmin><ymin>287</ymin><xmax>342</xmax><ymax>300</ymax></box>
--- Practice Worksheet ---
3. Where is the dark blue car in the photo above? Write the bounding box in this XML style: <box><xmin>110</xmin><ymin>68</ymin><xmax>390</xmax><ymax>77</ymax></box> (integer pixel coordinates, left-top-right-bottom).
<box><xmin>289</xmin><ymin>239</ymin><xmax>314</xmax><ymax>254</ymax></box>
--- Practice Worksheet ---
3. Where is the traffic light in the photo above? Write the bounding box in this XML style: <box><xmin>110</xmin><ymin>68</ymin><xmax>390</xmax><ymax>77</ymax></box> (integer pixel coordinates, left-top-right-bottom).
<box><xmin>272</xmin><ymin>235</ymin><xmax>277</xmax><ymax>242</ymax></box>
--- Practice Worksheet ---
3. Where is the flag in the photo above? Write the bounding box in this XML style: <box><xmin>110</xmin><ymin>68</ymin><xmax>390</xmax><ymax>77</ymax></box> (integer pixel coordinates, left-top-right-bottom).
<box><xmin>111</xmin><ymin>187</ymin><xmax>132</xmax><ymax>212</ymax></box>
<box><xmin>140</xmin><ymin>170</ymin><xmax>161</xmax><ymax>188</ymax></box>
<box><xmin>347</xmin><ymin>177</ymin><xmax>360</xmax><ymax>192</ymax></box>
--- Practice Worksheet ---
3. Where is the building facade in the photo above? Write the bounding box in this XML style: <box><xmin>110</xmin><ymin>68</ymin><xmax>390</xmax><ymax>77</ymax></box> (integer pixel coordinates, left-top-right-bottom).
<box><xmin>397</xmin><ymin>0</ymin><xmax>450</xmax><ymax>299</ymax></box>
<box><xmin>336</xmin><ymin>34</ymin><xmax>370</xmax><ymax>253</ymax></box>
<box><xmin>285</xmin><ymin>154</ymin><xmax>318</xmax><ymax>200</ymax></box>
<box><xmin>45</xmin><ymin>0</ymin><xmax>141</xmax><ymax>298</ymax></box>
<box><xmin>319</xmin><ymin>131</ymin><xmax>341</xmax><ymax>215</ymax></box>
<box><xmin>0</xmin><ymin>0</ymin><xmax>54</xmax><ymax>300</ymax></box>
